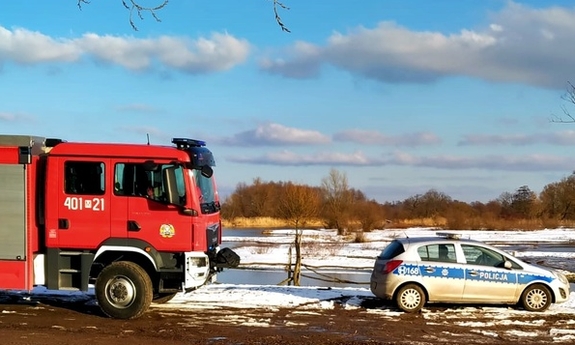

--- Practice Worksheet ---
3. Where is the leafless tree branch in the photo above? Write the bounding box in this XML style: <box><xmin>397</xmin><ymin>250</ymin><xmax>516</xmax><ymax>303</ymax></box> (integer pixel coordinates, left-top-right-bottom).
<box><xmin>77</xmin><ymin>0</ymin><xmax>290</xmax><ymax>33</ymax></box>
<box><xmin>272</xmin><ymin>0</ymin><xmax>291</xmax><ymax>33</ymax></box>
<box><xmin>77</xmin><ymin>0</ymin><xmax>169</xmax><ymax>31</ymax></box>
<box><xmin>551</xmin><ymin>81</ymin><xmax>575</xmax><ymax>123</ymax></box>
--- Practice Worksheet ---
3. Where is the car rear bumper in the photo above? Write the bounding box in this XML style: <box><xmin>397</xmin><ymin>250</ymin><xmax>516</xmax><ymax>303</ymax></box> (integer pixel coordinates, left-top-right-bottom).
<box><xmin>370</xmin><ymin>274</ymin><xmax>402</xmax><ymax>300</ymax></box>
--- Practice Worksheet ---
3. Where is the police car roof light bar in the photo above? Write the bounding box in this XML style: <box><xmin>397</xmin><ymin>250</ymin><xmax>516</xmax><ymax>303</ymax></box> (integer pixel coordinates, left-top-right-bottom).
<box><xmin>436</xmin><ymin>232</ymin><xmax>462</xmax><ymax>240</ymax></box>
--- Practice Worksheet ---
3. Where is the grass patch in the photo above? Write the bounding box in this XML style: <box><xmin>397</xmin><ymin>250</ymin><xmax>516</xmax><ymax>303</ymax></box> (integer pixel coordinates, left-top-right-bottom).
<box><xmin>223</xmin><ymin>216</ymin><xmax>575</xmax><ymax>231</ymax></box>
<box><xmin>222</xmin><ymin>217</ymin><xmax>324</xmax><ymax>229</ymax></box>
<box><xmin>565</xmin><ymin>272</ymin><xmax>575</xmax><ymax>283</ymax></box>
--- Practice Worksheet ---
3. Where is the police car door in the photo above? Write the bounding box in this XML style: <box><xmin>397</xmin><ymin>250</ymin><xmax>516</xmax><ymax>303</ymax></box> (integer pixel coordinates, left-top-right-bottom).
<box><xmin>461</xmin><ymin>244</ymin><xmax>518</xmax><ymax>303</ymax></box>
<box><xmin>416</xmin><ymin>243</ymin><xmax>464</xmax><ymax>301</ymax></box>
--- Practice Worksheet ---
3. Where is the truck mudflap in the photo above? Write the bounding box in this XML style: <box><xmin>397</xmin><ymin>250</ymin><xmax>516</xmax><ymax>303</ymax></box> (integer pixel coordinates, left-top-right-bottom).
<box><xmin>214</xmin><ymin>247</ymin><xmax>240</xmax><ymax>268</ymax></box>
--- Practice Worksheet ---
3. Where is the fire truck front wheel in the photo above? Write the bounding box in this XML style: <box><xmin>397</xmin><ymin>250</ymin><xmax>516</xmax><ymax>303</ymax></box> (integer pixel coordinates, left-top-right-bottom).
<box><xmin>95</xmin><ymin>261</ymin><xmax>153</xmax><ymax>319</ymax></box>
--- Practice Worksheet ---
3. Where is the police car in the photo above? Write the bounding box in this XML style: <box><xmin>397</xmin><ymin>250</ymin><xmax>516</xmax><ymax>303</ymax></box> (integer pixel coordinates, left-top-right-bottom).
<box><xmin>370</xmin><ymin>232</ymin><xmax>571</xmax><ymax>312</ymax></box>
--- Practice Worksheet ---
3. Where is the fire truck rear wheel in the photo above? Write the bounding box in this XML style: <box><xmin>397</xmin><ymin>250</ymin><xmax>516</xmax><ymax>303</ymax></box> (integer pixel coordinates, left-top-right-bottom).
<box><xmin>95</xmin><ymin>261</ymin><xmax>153</xmax><ymax>319</ymax></box>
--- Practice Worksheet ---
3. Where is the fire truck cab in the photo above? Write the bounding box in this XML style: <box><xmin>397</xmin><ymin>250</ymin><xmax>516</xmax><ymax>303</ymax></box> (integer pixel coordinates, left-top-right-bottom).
<box><xmin>0</xmin><ymin>135</ymin><xmax>239</xmax><ymax>319</ymax></box>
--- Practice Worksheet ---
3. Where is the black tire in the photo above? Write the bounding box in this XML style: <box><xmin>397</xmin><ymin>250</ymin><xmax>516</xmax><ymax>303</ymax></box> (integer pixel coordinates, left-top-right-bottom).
<box><xmin>521</xmin><ymin>284</ymin><xmax>552</xmax><ymax>312</ymax></box>
<box><xmin>395</xmin><ymin>284</ymin><xmax>426</xmax><ymax>313</ymax></box>
<box><xmin>153</xmin><ymin>293</ymin><xmax>177</xmax><ymax>304</ymax></box>
<box><xmin>95</xmin><ymin>261</ymin><xmax>153</xmax><ymax>319</ymax></box>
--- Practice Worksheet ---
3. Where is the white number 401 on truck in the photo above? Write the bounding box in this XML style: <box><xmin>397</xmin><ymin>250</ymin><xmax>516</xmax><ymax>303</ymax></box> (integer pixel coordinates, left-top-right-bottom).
<box><xmin>0</xmin><ymin>135</ymin><xmax>240</xmax><ymax>319</ymax></box>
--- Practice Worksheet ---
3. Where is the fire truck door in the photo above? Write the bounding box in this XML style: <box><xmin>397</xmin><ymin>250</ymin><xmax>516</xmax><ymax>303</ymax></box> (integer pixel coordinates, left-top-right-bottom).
<box><xmin>0</xmin><ymin>163</ymin><xmax>28</xmax><ymax>289</ymax></box>
<box><xmin>55</xmin><ymin>159</ymin><xmax>111</xmax><ymax>249</ymax></box>
<box><xmin>120</xmin><ymin>162</ymin><xmax>192</xmax><ymax>252</ymax></box>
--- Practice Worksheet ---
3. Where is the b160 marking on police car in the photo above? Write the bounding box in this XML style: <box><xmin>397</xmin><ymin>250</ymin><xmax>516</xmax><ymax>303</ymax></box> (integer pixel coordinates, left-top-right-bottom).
<box><xmin>397</xmin><ymin>265</ymin><xmax>420</xmax><ymax>276</ymax></box>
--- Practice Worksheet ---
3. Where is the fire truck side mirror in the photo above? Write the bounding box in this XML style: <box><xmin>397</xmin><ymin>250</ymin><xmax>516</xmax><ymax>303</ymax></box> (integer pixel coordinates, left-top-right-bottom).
<box><xmin>142</xmin><ymin>160</ymin><xmax>158</xmax><ymax>171</ymax></box>
<box><xmin>162</xmin><ymin>167</ymin><xmax>181</xmax><ymax>205</ymax></box>
<box><xmin>200</xmin><ymin>165</ymin><xmax>213</xmax><ymax>178</ymax></box>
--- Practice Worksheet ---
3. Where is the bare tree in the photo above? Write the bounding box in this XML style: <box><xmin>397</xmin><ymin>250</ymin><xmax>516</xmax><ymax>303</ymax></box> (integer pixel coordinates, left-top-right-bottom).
<box><xmin>276</xmin><ymin>183</ymin><xmax>320</xmax><ymax>286</ymax></box>
<box><xmin>321</xmin><ymin>168</ymin><xmax>353</xmax><ymax>235</ymax></box>
<box><xmin>551</xmin><ymin>81</ymin><xmax>575</xmax><ymax>123</ymax></box>
<box><xmin>77</xmin><ymin>0</ymin><xmax>290</xmax><ymax>32</ymax></box>
<box><xmin>540</xmin><ymin>172</ymin><xmax>575</xmax><ymax>220</ymax></box>
<box><xmin>354</xmin><ymin>199</ymin><xmax>385</xmax><ymax>232</ymax></box>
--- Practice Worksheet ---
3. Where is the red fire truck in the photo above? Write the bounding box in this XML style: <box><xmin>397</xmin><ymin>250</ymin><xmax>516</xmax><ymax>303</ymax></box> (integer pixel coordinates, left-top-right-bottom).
<box><xmin>0</xmin><ymin>135</ymin><xmax>239</xmax><ymax>319</ymax></box>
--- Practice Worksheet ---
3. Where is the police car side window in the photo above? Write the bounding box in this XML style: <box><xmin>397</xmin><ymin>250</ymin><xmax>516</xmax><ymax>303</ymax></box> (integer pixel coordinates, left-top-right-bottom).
<box><xmin>378</xmin><ymin>240</ymin><xmax>405</xmax><ymax>260</ymax></box>
<box><xmin>418</xmin><ymin>244</ymin><xmax>456</xmax><ymax>263</ymax></box>
<box><xmin>462</xmin><ymin>245</ymin><xmax>505</xmax><ymax>267</ymax></box>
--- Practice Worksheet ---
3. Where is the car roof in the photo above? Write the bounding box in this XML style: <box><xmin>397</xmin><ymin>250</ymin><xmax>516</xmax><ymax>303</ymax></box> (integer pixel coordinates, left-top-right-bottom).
<box><xmin>393</xmin><ymin>233</ymin><xmax>485</xmax><ymax>246</ymax></box>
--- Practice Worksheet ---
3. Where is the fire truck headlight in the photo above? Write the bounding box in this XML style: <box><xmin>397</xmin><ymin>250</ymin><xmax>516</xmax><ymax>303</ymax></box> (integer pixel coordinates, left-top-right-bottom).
<box><xmin>188</xmin><ymin>256</ymin><xmax>207</xmax><ymax>268</ymax></box>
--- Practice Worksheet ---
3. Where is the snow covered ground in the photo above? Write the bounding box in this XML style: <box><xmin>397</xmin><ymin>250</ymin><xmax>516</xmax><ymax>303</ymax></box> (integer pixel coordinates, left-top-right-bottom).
<box><xmin>159</xmin><ymin>227</ymin><xmax>575</xmax><ymax>342</ymax></box>
<box><xmin>225</xmin><ymin>227</ymin><xmax>575</xmax><ymax>274</ymax></box>
<box><xmin>12</xmin><ymin>227</ymin><xmax>575</xmax><ymax>309</ymax></box>
<box><xmin>206</xmin><ymin>227</ymin><xmax>575</xmax><ymax>306</ymax></box>
<box><xmin>3</xmin><ymin>227</ymin><xmax>575</xmax><ymax>342</ymax></box>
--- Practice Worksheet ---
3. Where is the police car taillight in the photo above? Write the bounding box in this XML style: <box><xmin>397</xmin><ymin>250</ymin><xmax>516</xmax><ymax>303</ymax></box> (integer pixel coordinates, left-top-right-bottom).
<box><xmin>382</xmin><ymin>260</ymin><xmax>403</xmax><ymax>274</ymax></box>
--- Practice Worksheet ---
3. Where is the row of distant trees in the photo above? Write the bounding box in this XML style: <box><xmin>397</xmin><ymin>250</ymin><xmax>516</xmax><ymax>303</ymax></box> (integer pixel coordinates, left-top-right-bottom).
<box><xmin>221</xmin><ymin>169</ymin><xmax>382</xmax><ymax>234</ymax></box>
<box><xmin>221</xmin><ymin>169</ymin><xmax>575</xmax><ymax>231</ymax></box>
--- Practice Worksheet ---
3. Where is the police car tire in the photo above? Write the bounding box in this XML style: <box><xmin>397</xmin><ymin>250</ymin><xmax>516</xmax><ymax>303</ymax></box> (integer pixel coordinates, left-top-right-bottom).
<box><xmin>95</xmin><ymin>261</ymin><xmax>153</xmax><ymax>319</ymax></box>
<box><xmin>395</xmin><ymin>284</ymin><xmax>426</xmax><ymax>313</ymax></box>
<box><xmin>520</xmin><ymin>284</ymin><xmax>552</xmax><ymax>312</ymax></box>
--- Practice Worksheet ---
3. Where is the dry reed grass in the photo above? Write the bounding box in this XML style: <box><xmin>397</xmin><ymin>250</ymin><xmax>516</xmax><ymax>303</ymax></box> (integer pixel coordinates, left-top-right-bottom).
<box><xmin>222</xmin><ymin>217</ymin><xmax>324</xmax><ymax>229</ymax></box>
<box><xmin>223</xmin><ymin>216</ymin><xmax>575</xmax><ymax>231</ymax></box>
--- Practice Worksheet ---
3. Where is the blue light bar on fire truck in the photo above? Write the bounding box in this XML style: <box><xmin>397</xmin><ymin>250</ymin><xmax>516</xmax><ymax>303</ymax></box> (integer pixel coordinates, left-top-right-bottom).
<box><xmin>172</xmin><ymin>138</ymin><xmax>206</xmax><ymax>149</ymax></box>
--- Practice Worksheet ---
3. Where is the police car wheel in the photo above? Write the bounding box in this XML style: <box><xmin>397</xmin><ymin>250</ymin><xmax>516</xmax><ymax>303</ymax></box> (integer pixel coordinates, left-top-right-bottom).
<box><xmin>521</xmin><ymin>284</ymin><xmax>552</xmax><ymax>312</ymax></box>
<box><xmin>396</xmin><ymin>284</ymin><xmax>426</xmax><ymax>313</ymax></box>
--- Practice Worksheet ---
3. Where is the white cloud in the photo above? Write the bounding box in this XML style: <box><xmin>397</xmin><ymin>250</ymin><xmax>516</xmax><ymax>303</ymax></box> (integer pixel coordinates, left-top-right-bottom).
<box><xmin>386</xmin><ymin>151</ymin><xmax>575</xmax><ymax>171</ymax></box>
<box><xmin>0</xmin><ymin>27</ymin><xmax>80</xmax><ymax>64</ymax></box>
<box><xmin>216</xmin><ymin>123</ymin><xmax>331</xmax><ymax>146</ymax></box>
<box><xmin>80</xmin><ymin>33</ymin><xmax>250</xmax><ymax>73</ymax></box>
<box><xmin>0</xmin><ymin>112</ymin><xmax>32</xmax><ymax>122</ymax></box>
<box><xmin>228</xmin><ymin>150</ymin><xmax>376</xmax><ymax>166</ymax></box>
<box><xmin>260</xmin><ymin>2</ymin><xmax>575</xmax><ymax>88</ymax></box>
<box><xmin>0</xmin><ymin>112</ymin><xmax>17</xmax><ymax>121</ymax></box>
<box><xmin>226</xmin><ymin>149</ymin><xmax>575</xmax><ymax>171</ymax></box>
<box><xmin>260</xmin><ymin>41</ymin><xmax>322</xmax><ymax>79</ymax></box>
<box><xmin>116</xmin><ymin>103</ymin><xmax>162</xmax><ymax>113</ymax></box>
<box><xmin>459</xmin><ymin>130</ymin><xmax>575</xmax><ymax>146</ymax></box>
<box><xmin>0</xmin><ymin>26</ymin><xmax>250</xmax><ymax>74</ymax></box>
<box><xmin>334</xmin><ymin>129</ymin><xmax>442</xmax><ymax>146</ymax></box>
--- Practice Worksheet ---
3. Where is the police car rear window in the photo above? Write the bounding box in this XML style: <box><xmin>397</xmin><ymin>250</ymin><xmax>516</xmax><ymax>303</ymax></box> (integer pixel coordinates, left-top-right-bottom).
<box><xmin>378</xmin><ymin>240</ymin><xmax>405</xmax><ymax>260</ymax></box>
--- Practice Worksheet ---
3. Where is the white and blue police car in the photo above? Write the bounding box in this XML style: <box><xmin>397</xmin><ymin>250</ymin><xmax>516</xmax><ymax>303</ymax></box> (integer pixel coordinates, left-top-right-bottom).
<box><xmin>370</xmin><ymin>232</ymin><xmax>571</xmax><ymax>312</ymax></box>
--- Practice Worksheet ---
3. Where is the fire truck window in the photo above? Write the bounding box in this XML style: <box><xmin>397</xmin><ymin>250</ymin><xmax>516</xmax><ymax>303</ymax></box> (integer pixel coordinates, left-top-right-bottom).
<box><xmin>114</xmin><ymin>163</ymin><xmax>138</xmax><ymax>196</ymax></box>
<box><xmin>64</xmin><ymin>161</ymin><xmax>105</xmax><ymax>195</ymax></box>
<box><xmin>114</xmin><ymin>163</ymin><xmax>166</xmax><ymax>201</ymax></box>
<box><xmin>114</xmin><ymin>163</ymin><xmax>126</xmax><ymax>195</ymax></box>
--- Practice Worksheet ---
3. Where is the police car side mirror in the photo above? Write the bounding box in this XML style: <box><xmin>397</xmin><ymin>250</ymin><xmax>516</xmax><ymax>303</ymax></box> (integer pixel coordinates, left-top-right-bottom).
<box><xmin>503</xmin><ymin>261</ymin><xmax>512</xmax><ymax>269</ymax></box>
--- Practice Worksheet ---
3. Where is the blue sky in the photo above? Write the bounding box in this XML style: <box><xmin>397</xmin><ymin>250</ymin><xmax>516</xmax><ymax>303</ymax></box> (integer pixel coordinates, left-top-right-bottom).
<box><xmin>2</xmin><ymin>1</ymin><xmax>575</xmax><ymax>203</ymax></box>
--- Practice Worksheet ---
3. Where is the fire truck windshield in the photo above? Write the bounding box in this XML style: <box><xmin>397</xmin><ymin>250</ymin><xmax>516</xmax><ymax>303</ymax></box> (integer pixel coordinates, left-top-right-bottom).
<box><xmin>191</xmin><ymin>168</ymin><xmax>219</xmax><ymax>214</ymax></box>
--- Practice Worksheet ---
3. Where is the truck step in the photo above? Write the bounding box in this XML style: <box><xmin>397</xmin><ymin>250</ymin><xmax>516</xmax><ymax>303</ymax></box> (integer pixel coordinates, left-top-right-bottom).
<box><xmin>59</xmin><ymin>251</ymin><xmax>84</xmax><ymax>256</ymax></box>
<box><xmin>58</xmin><ymin>287</ymin><xmax>80</xmax><ymax>291</ymax></box>
<box><xmin>46</xmin><ymin>249</ymin><xmax>94</xmax><ymax>292</ymax></box>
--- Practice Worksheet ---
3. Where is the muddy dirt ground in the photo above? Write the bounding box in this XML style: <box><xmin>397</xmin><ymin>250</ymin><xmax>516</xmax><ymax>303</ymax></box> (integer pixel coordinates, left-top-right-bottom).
<box><xmin>1</xmin><ymin>296</ymin><xmax>574</xmax><ymax>345</ymax></box>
